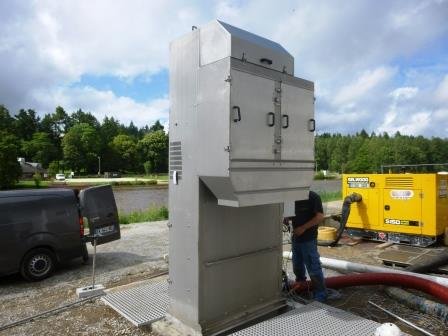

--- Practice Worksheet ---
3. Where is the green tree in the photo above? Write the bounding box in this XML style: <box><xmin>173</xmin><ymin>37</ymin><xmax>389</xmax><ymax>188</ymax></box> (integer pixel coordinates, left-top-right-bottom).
<box><xmin>69</xmin><ymin>109</ymin><xmax>100</xmax><ymax>129</ymax></box>
<box><xmin>62</xmin><ymin>123</ymin><xmax>100</xmax><ymax>174</ymax></box>
<box><xmin>0</xmin><ymin>131</ymin><xmax>22</xmax><ymax>189</ymax></box>
<box><xmin>14</xmin><ymin>109</ymin><xmax>40</xmax><ymax>141</ymax></box>
<box><xmin>22</xmin><ymin>132</ymin><xmax>58</xmax><ymax>168</ymax></box>
<box><xmin>138</xmin><ymin>130</ymin><xmax>168</xmax><ymax>173</ymax></box>
<box><xmin>99</xmin><ymin>117</ymin><xmax>124</xmax><ymax>172</ymax></box>
<box><xmin>0</xmin><ymin>105</ymin><xmax>15</xmax><ymax>132</ymax></box>
<box><xmin>47</xmin><ymin>161</ymin><xmax>61</xmax><ymax>177</ymax></box>
<box><xmin>110</xmin><ymin>134</ymin><xmax>138</xmax><ymax>172</ymax></box>
<box><xmin>149</xmin><ymin>120</ymin><xmax>164</xmax><ymax>132</ymax></box>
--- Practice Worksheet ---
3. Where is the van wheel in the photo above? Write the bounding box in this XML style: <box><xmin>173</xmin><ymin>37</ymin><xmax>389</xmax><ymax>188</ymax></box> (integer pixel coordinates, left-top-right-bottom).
<box><xmin>20</xmin><ymin>248</ymin><xmax>56</xmax><ymax>281</ymax></box>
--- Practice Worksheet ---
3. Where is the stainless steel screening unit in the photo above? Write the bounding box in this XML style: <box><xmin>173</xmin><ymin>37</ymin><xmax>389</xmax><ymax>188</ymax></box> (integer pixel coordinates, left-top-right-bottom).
<box><xmin>168</xmin><ymin>20</ymin><xmax>315</xmax><ymax>335</ymax></box>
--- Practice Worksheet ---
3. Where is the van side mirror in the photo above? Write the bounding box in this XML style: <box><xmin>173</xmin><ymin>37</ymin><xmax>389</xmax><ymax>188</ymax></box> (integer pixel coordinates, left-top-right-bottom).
<box><xmin>79</xmin><ymin>185</ymin><xmax>120</xmax><ymax>245</ymax></box>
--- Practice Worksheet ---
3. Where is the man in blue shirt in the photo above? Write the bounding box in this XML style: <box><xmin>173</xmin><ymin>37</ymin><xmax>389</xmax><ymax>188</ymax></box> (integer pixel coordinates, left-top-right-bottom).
<box><xmin>286</xmin><ymin>191</ymin><xmax>327</xmax><ymax>302</ymax></box>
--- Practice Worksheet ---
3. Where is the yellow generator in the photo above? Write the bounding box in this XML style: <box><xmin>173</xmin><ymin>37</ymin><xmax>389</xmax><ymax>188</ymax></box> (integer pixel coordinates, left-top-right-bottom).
<box><xmin>342</xmin><ymin>173</ymin><xmax>448</xmax><ymax>246</ymax></box>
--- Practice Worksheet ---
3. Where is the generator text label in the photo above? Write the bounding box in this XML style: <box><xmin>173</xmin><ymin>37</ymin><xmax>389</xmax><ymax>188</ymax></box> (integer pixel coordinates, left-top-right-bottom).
<box><xmin>390</xmin><ymin>190</ymin><xmax>414</xmax><ymax>200</ymax></box>
<box><xmin>384</xmin><ymin>218</ymin><xmax>419</xmax><ymax>226</ymax></box>
<box><xmin>347</xmin><ymin>177</ymin><xmax>369</xmax><ymax>188</ymax></box>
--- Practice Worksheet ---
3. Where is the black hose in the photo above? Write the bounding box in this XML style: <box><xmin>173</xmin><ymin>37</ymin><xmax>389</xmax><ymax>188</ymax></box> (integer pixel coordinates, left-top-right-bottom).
<box><xmin>405</xmin><ymin>252</ymin><xmax>448</xmax><ymax>273</ymax></box>
<box><xmin>318</xmin><ymin>193</ymin><xmax>362</xmax><ymax>247</ymax></box>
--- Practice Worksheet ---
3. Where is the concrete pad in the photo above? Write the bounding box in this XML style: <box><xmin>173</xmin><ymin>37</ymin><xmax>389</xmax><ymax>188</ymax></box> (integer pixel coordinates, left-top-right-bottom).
<box><xmin>76</xmin><ymin>284</ymin><xmax>105</xmax><ymax>298</ymax></box>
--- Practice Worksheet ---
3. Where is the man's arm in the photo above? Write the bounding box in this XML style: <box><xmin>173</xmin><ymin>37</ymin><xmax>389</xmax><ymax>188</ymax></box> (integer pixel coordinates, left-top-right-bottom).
<box><xmin>293</xmin><ymin>212</ymin><xmax>324</xmax><ymax>236</ymax></box>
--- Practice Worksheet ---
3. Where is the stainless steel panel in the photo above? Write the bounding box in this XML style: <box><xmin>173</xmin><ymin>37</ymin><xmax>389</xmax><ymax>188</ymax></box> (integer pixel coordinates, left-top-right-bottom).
<box><xmin>230</xmin><ymin>302</ymin><xmax>381</xmax><ymax>336</ymax></box>
<box><xmin>231</xmin><ymin>58</ymin><xmax>313</xmax><ymax>91</ymax></box>
<box><xmin>168</xmin><ymin>29</ymin><xmax>201</xmax><ymax>326</ymax></box>
<box><xmin>281</xmin><ymin>83</ymin><xmax>315</xmax><ymax>161</ymax></box>
<box><xmin>199</xmin><ymin>21</ymin><xmax>230</xmax><ymax>67</ymax></box>
<box><xmin>199</xmin><ymin>188</ymin><xmax>281</xmax><ymax>261</ymax></box>
<box><xmin>199</xmin><ymin>21</ymin><xmax>294</xmax><ymax>74</ymax></box>
<box><xmin>231</xmin><ymin>170</ymin><xmax>314</xmax><ymax>193</ymax></box>
<box><xmin>197</xmin><ymin>58</ymin><xmax>231</xmax><ymax>177</ymax></box>
<box><xmin>230</xmin><ymin>69</ymin><xmax>276</xmax><ymax>161</ymax></box>
<box><xmin>200</xmin><ymin>251</ymin><xmax>283</xmax><ymax>327</ymax></box>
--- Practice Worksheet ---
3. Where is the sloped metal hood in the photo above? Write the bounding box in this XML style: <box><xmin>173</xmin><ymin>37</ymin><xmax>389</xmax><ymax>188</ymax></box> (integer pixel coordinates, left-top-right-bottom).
<box><xmin>199</xmin><ymin>20</ymin><xmax>294</xmax><ymax>75</ymax></box>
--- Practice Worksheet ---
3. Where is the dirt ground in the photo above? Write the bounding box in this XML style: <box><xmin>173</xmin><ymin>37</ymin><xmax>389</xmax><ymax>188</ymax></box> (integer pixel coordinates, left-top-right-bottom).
<box><xmin>0</xmin><ymin>221</ymin><xmax>169</xmax><ymax>336</ymax></box>
<box><xmin>1</xmin><ymin>204</ymin><xmax>448</xmax><ymax>336</ymax></box>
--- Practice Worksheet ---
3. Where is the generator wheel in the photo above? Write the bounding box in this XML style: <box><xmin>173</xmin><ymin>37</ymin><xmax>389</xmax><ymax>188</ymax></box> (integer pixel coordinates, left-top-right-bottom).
<box><xmin>20</xmin><ymin>248</ymin><xmax>56</xmax><ymax>281</ymax></box>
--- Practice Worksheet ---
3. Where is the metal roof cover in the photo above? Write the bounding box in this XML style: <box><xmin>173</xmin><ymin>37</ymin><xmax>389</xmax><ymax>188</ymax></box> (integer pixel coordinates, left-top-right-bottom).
<box><xmin>200</xmin><ymin>20</ymin><xmax>294</xmax><ymax>74</ymax></box>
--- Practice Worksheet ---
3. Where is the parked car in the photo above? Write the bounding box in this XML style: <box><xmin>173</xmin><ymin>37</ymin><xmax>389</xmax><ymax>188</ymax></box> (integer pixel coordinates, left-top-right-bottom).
<box><xmin>0</xmin><ymin>185</ymin><xmax>120</xmax><ymax>281</ymax></box>
<box><xmin>55</xmin><ymin>173</ymin><xmax>65</xmax><ymax>181</ymax></box>
<box><xmin>104</xmin><ymin>172</ymin><xmax>121</xmax><ymax>178</ymax></box>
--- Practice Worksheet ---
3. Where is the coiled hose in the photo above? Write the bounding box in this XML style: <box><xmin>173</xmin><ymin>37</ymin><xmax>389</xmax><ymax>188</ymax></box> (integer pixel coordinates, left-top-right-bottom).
<box><xmin>318</xmin><ymin>192</ymin><xmax>362</xmax><ymax>246</ymax></box>
<box><xmin>292</xmin><ymin>272</ymin><xmax>448</xmax><ymax>304</ymax></box>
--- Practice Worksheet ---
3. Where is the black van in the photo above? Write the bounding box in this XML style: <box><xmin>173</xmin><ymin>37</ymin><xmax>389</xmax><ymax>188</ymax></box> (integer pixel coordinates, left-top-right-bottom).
<box><xmin>0</xmin><ymin>185</ymin><xmax>120</xmax><ymax>281</ymax></box>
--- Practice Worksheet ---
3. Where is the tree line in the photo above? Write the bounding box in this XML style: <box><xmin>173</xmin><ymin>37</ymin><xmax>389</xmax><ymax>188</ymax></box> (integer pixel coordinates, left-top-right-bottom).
<box><xmin>0</xmin><ymin>105</ymin><xmax>168</xmax><ymax>188</ymax></box>
<box><xmin>316</xmin><ymin>130</ymin><xmax>448</xmax><ymax>173</ymax></box>
<box><xmin>2</xmin><ymin>103</ymin><xmax>448</xmax><ymax>189</ymax></box>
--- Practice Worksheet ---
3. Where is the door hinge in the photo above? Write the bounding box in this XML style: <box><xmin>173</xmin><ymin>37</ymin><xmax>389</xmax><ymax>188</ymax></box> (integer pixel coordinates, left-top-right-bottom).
<box><xmin>419</xmin><ymin>192</ymin><xmax>424</xmax><ymax>198</ymax></box>
<box><xmin>224</xmin><ymin>145</ymin><xmax>230</xmax><ymax>152</ymax></box>
<box><xmin>224</xmin><ymin>75</ymin><xmax>232</xmax><ymax>83</ymax></box>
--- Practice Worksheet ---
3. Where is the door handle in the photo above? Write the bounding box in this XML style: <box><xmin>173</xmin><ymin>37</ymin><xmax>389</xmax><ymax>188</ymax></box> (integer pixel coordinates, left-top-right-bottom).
<box><xmin>233</xmin><ymin>106</ymin><xmax>241</xmax><ymax>122</ymax></box>
<box><xmin>308</xmin><ymin>118</ymin><xmax>316</xmax><ymax>132</ymax></box>
<box><xmin>267</xmin><ymin>112</ymin><xmax>275</xmax><ymax>127</ymax></box>
<box><xmin>282</xmin><ymin>115</ymin><xmax>289</xmax><ymax>129</ymax></box>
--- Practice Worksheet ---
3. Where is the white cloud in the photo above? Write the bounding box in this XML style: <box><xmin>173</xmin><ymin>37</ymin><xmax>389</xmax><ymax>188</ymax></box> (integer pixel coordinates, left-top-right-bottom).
<box><xmin>378</xmin><ymin>86</ymin><xmax>433</xmax><ymax>135</ymax></box>
<box><xmin>435</xmin><ymin>74</ymin><xmax>448</xmax><ymax>102</ymax></box>
<box><xmin>31</xmin><ymin>86</ymin><xmax>168</xmax><ymax>127</ymax></box>
<box><xmin>0</xmin><ymin>0</ymin><xmax>447</xmax><ymax>136</ymax></box>
<box><xmin>390</xmin><ymin>87</ymin><xmax>419</xmax><ymax>100</ymax></box>
<box><xmin>333</xmin><ymin>67</ymin><xmax>395</xmax><ymax>106</ymax></box>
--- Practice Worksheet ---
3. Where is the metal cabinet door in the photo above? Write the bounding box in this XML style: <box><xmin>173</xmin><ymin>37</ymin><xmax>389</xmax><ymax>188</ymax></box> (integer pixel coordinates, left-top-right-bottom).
<box><xmin>280</xmin><ymin>83</ymin><xmax>314</xmax><ymax>161</ymax></box>
<box><xmin>382</xmin><ymin>189</ymin><xmax>422</xmax><ymax>235</ymax></box>
<box><xmin>230</xmin><ymin>70</ymin><xmax>276</xmax><ymax>160</ymax></box>
<box><xmin>79</xmin><ymin>185</ymin><xmax>120</xmax><ymax>245</ymax></box>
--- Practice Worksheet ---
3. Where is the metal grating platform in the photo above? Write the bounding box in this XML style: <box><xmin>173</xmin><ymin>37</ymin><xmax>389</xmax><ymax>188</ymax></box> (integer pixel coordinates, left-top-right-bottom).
<box><xmin>379</xmin><ymin>246</ymin><xmax>448</xmax><ymax>272</ymax></box>
<box><xmin>230</xmin><ymin>302</ymin><xmax>381</xmax><ymax>336</ymax></box>
<box><xmin>101</xmin><ymin>280</ymin><xmax>168</xmax><ymax>326</ymax></box>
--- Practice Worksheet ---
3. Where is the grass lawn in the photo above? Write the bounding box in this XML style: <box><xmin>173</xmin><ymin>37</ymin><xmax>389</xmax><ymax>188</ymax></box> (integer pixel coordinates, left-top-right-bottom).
<box><xmin>119</xmin><ymin>206</ymin><xmax>168</xmax><ymax>224</ymax></box>
<box><xmin>317</xmin><ymin>190</ymin><xmax>342</xmax><ymax>203</ymax></box>
<box><xmin>16</xmin><ymin>180</ymin><xmax>51</xmax><ymax>188</ymax></box>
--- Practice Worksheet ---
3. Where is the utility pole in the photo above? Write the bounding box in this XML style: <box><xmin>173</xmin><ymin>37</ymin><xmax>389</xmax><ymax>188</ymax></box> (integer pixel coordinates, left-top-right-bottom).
<box><xmin>97</xmin><ymin>156</ymin><xmax>101</xmax><ymax>176</ymax></box>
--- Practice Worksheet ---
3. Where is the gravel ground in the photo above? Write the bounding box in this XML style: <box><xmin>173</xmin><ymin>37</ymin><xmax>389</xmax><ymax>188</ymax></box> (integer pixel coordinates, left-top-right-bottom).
<box><xmin>1</xmin><ymin>204</ymin><xmax>447</xmax><ymax>336</ymax></box>
<box><xmin>0</xmin><ymin>221</ymin><xmax>169</xmax><ymax>336</ymax></box>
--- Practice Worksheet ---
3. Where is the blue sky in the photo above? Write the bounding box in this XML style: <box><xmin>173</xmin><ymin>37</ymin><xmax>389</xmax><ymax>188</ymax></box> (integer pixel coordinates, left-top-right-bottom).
<box><xmin>74</xmin><ymin>70</ymin><xmax>169</xmax><ymax>103</ymax></box>
<box><xmin>0</xmin><ymin>0</ymin><xmax>447</xmax><ymax>135</ymax></box>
